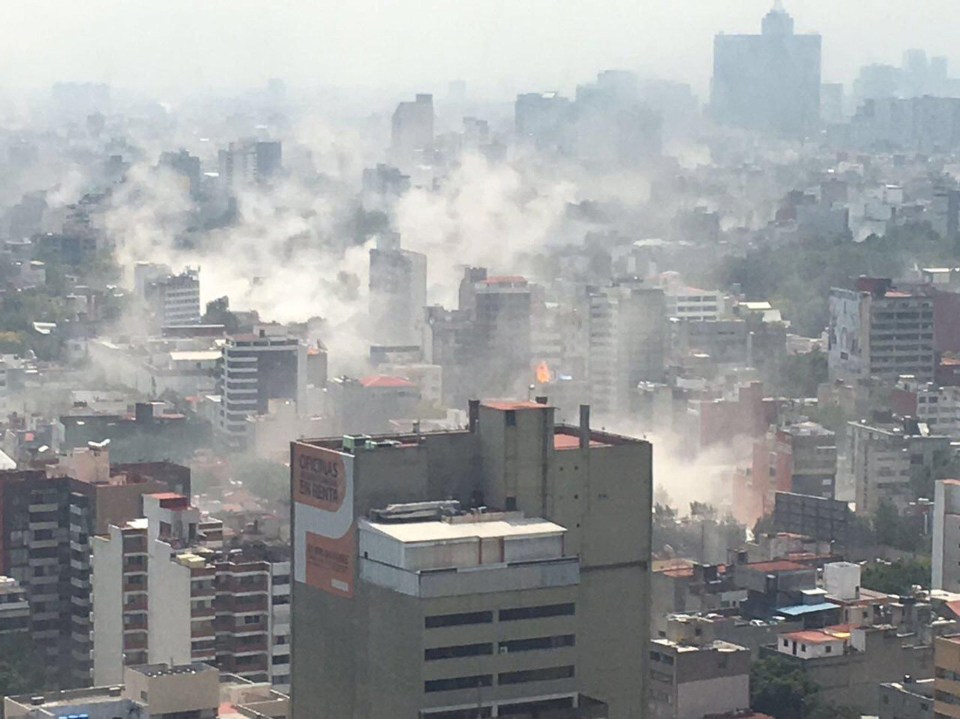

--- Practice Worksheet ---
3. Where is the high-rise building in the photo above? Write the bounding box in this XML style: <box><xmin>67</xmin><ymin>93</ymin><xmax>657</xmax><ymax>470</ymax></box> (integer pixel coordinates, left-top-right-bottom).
<box><xmin>0</xmin><ymin>448</ymin><xmax>189</xmax><ymax>687</ymax></box>
<box><xmin>291</xmin><ymin>400</ymin><xmax>652</xmax><ymax>719</ymax></box>
<box><xmin>219</xmin><ymin>139</ymin><xmax>283</xmax><ymax>190</ymax></box>
<box><xmin>587</xmin><ymin>281</ymin><xmax>666</xmax><ymax>417</ymax></box>
<box><xmin>711</xmin><ymin>2</ymin><xmax>821</xmax><ymax>136</ymax></box>
<box><xmin>92</xmin><ymin>492</ymin><xmax>292</xmax><ymax>691</ymax></box>
<box><xmin>933</xmin><ymin>479</ymin><xmax>960</xmax><ymax>591</ymax></box>
<box><xmin>828</xmin><ymin>279</ymin><xmax>936</xmax><ymax>384</ymax></box>
<box><xmin>515</xmin><ymin>92</ymin><xmax>573</xmax><ymax>153</ymax></box>
<box><xmin>369</xmin><ymin>232</ymin><xmax>427</xmax><ymax>347</ymax></box>
<box><xmin>391</xmin><ymin>94</ymin><xmax>434</xmax><ymax>163</ymax></box>
<box><xmin>215</xmin><ymin>328</ymin><xmax>307</xmax><ymax>449</ymax></box>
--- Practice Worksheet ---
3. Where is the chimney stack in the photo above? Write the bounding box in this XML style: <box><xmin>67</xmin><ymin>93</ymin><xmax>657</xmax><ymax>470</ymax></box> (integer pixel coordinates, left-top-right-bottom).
<box><xmin>579</xmin><ymin>404</ymin><xmax>591</xmax><ymax>449</ymax></box>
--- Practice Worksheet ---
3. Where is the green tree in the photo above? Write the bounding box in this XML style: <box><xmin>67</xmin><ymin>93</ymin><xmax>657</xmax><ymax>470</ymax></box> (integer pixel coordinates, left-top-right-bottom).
<box><xmin>777</xmin><ymin>348</ymin><xmax>828</xmax><ymax>398</ymax></box>
<box><xmin>750</xmin><ymin>655</ymin><xmax>820</xmax><ymax>719</ymax></box>
<box><xmin>0</xmin><ymin>634</ymin><xmax>46</xmax><ymax>696</ymax></box>
<box><xmin>861</xmin><ymin>558</ymin><xmax>930</xmax><ymax>595</ymax></box>
<box><xmin>233</xmin><ymin>458</ymin><xmax>290</xmax><ymax>508</ymax></box>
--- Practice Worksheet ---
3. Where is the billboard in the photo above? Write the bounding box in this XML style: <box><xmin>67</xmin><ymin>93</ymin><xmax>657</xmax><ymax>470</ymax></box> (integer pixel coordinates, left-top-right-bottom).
<box><xmin>827</xmin><ymin>289</ymin><xmax>863</xmax><ymax>381</ymax></box>
<box><xmin>293</xmin><ymin>443</ymin><xmax>355</xmax><ymax>598</ymax></box>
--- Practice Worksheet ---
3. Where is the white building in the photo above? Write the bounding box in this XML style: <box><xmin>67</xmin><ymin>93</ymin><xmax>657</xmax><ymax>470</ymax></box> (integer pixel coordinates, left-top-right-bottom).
<box><xmin>933</xmin><ymin>479</ymin><xmax>960</xmax><ymax>591</ymax></box>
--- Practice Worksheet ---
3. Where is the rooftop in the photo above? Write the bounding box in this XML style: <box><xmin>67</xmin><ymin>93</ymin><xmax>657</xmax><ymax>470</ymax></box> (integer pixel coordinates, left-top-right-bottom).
<box><xmin>482</xmin><ymin>399</ymin><xmax>549</xmax><ymax>411</ymax></box>
<box><xmin>741</xmin><ymin>560</ymin><xmax>810</xmax><ymax>573</ymax></box>
<box><xmin>362</xmin><ymin>515</ymin><xmax>565</xmax><ymax>544</ymax></box>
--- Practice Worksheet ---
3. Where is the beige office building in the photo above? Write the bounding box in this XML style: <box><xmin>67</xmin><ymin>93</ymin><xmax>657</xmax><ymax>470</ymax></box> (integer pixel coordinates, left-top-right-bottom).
<box><xmin>291</xmin><ymin>399</ymin><xmax>652</xmax><ymax>719</ymax></box>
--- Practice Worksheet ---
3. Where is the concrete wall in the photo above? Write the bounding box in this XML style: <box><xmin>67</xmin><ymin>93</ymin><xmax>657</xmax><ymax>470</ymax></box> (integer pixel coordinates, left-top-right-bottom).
<box><xmin>148</xmin><ymin>542</ymin><xmax>192</xmax><ymax>666</ymax></box>
<box><xmin>91</xmin><ymin>530</ymin><xmax>123</xmax><ymax>685</ymax></box>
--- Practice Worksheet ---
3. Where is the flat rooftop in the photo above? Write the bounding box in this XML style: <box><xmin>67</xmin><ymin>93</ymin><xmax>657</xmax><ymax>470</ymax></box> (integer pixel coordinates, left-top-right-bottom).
<box><xmin>362</xmin><ymin>515</ymin><xmax>565</xmax><ymax>543</ymax></box>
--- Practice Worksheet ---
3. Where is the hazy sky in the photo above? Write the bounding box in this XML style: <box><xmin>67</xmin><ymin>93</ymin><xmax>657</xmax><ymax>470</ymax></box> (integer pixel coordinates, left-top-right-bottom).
<box><xmin>2</xmin><ymin>1</ymin><xmax>958</xmax><ymax>101</ymax></box>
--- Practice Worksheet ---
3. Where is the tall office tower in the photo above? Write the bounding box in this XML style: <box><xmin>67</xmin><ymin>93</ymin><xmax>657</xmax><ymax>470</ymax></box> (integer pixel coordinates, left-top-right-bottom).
<box><xmin>515</xmin><ymin>92</ymin><xmax>573</xmax><ymax>153</ymax></box>
<box><xmin>291</xmin><ymin>400</ymin><xmax>653</xmax><ymax>719</ymax></box>
<box><xmin>215</xmin><ymin>328</ymin><xmax>307</xmax><ymax>449</ymax></box>
<box><xmin>711</xmin><ymin>1</ymin><xmax>822</xmax><ymax>136</ymax></box>
<box><xmin>369</xmin><ymin>232</ymin><xmax>428</xmax><ymax>346</ymax></box>
<box><xmin>587</xmin><ymin>281</ymin><xmax>666</xmax><ymax>418</ymax></box>
<box><xmin>459</xmin><ymin>270</ymin><xmax>534</xmax><ymax>398</ymax></box>
<box><xmin>219</xmin><ymin>140</ymin><xmax>283</xmax><ymax>190</ymax></box>
<box><xmin>0</xmin><ymin>449</ymin><xmax>189</xmax><ymax>687</ymax></box>
<box><xmin>933</xmin><ymin>479</ymin><xmax>960</xmax><ymax>591</ymax></box>
<box><xmin>158</xmin><ymin>149</ymin><xmax>202</xmax><ymax>197</ymax></box>
<box><xmin>828</xmin><ymin>279</ymin><xmax>936</xmax><ymax>384</ymax></box>
<box><xmin>391</xmin><ymin>94</ymin><xmax>434</xmax><ymax>163</ymax></box>
<box><xmin>92</xmin><ymin>493</ymin><xmax>291</xmax><ymax>691</ymax></box>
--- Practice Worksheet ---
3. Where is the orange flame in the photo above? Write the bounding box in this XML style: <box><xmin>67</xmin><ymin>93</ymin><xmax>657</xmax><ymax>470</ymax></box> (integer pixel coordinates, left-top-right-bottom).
<box><xmin>535</xmin><ymin>361</ymin><xmax>551</xmax><ymax>384</ymax></box>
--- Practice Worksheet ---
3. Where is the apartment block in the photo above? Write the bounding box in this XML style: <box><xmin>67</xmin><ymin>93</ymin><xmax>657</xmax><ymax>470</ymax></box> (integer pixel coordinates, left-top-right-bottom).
<box><xmin>848</xmin><ymin>415</ymin><xmax>950</xmax><ymax>515</ymax></box>
<box><xmin>215</xmin><ymin>328</ymin><xmax>307</xmax><ymax>449</ymax></box>
<box><xmin>0</xmin><ymin>449</ymin><xmax>188</xmax><ymax>687</ymax></box>
<box><xmin>291</xmin><ymin>400</ymin><xmax>652</xmax><ymax>719</ymax></box>
<box><xmin>91</xmin><ymin>492</ymin><xmax>291</xmax><ymax>692</ymax></box>
<box><xmin>934</xmin><ymin>480</ymin><xmax>960</xmax><ymax>592</ymax></box>
<box><xmin>829</xmin><ymin>280</ymin><xmax>936</xmax><ymax>384</ymax></box>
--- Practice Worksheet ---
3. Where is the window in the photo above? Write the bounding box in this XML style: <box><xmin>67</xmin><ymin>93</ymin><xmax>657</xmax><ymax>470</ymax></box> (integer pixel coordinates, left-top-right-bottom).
<box><xmin>244</xmin><ymin>615</ymin><xmax>262</xmax><ymax>624</ymax></box>
<box><xmin>424</xmin><ymin>675</ymin><xmax>492</xmax><ymax>693</ymax></box>
<box><xmin>498</xmin><ymin>665</ymin><xmax>574</xmax><ymax>685</ymax></box>
<box><xmin>499</xmin><ymin>603</ymin><xmax>575</xmax><ymax>621</ymax></box>
<box><xmin>425</xmin><ymin>611</ymin><xmax>493</xmax><ymax>628</ymax></box>
<box><xmin>505</xmin><ymin>410</ymin><xmax>516</xmax><ymax>427</ymax></box>
<box><xmin>425</xmin><ymin>643</ymin><xmax>493</xmax><ymax>661</ymax></box>
<box><xmin>825</xmin><ymin>645</ymin><xmax>832</xmax><ymax>654</ymax></box>
<box><xmin>499</xmin><ymin>635</ymin><xmax>575</xmax><ymax>653</ymax></box>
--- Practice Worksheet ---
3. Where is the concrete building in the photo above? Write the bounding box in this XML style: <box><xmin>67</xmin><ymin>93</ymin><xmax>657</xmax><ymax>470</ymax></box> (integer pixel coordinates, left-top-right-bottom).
<box><xmin>515</xmin><ymin>92</ymin><xmax>573</xmax><ymax>153</ymax></box>
<box><xmin>935</xmin><ymin>635</ymin><xmax>960</xmax><ymax>719</ymax></box>
<box><xmin>291</xmin><ymin>400</ymin><xmax>652</xmax><ymax>719</ymax></box>
<box><xmin>369</xmin><ymin>232</ymin><xmax>427</xmax><ymax>347</ymax></box>
<box><xmin>892</xmin><ymin>376</ymin><xmax>960</xmax><ymax>438</ymax></box>
<box><xmin>392</xmin><ymin>94</ymin><xmax>434</xmax><ymax>163</ymax></box>
<box><xmin>0</xmin><ymin>450</ymin><xmax>189</xmax><ymax>687</ymax></box>
<box><xmin>711</xmin><ymin>2</ymin><xmax>822</xmax><ymax>136</ymax></box>
<box><xmin>768</xmin><ymin>422</ymin><xmax>838</xmax><ymax>499</ymax></box>
<box><xmin>878</xmin><ymin>677</ymin><xmax>933</xmax><ymax>719</ymax></box>
<box><xmin>664</xmin><ymin>286</ymin><xmax>724</xmax><ymax>322</ymax></box>
<box><xmin>327</xmin><ymin>375</ymin><xmax>422</xmax><ymax>435</ymax></box>
<box><xmin>770</xmin><ymin>624</ymin><xmax>935</xmax><ymax>714</ymax></box>
<box><xmin>933</xmin><ymin>480</ymin><xmax>960</xmax><ymax>592</ymax></box>
<box><xmin>828</xmin><ymin>280</ymin><xmax>936</xmax><ymax>384</ymax></box>
<box><xmin>346</xmin><ymin>504</ymin><xmax>592</xmax><ymax>717</ymax></box>
<box><xmin>851</xmin><ymin>96</ymin><xmax>960</xmax><ymax>152</ymax></box>
<box><xmin>649</xmin><ymin>637</ymin><xmax>751</xmax><ymax>719</ymax></box>
<box><xmin>848</xmin><ymin>415</ymin><xmax>950</xmax><ymax>515</ymax></box>
<box><xmin>219</xmin><ymin>139</ymin><xmax>282</xmax><ymax>189</ymax></box>
<box><xmin>142</xmin><ymin>267</ymin><xmax>201</xmax><ymax>328</ymax></box>
<box><xmin>588</xmin><ymin>281</ymin><xmax>666</xmax><ymax>417</ymax></box>
<box><xmin>4</xmin><ymin>662</ymin><xmax>290</xmax><ymax>719</ymax></box>
<box><xmin>215</xmin><ymin>329</ymin><xmax>307</xmax><ymax>449</ymax></box>
<box><xmin>91</xmin><ymin>494</ymin><xmax>291</xmax><ymax>692</ymax></box>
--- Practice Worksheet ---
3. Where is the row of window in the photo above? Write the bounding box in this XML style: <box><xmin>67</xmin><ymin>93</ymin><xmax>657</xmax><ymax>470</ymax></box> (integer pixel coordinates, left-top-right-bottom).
<box><xmin>424</xmin><ymin>665</ymin><xmax>575</xmax><ymax>693</ymax></box>
<box><xmin>425</xmin><ymin>635</ymin><xmax>575</xmax><ymax>661</ymax></box>
<box><xmin>425</xmin><ymin>604</ymin><xmax>575</xmax><ymax>629</ymax></box>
